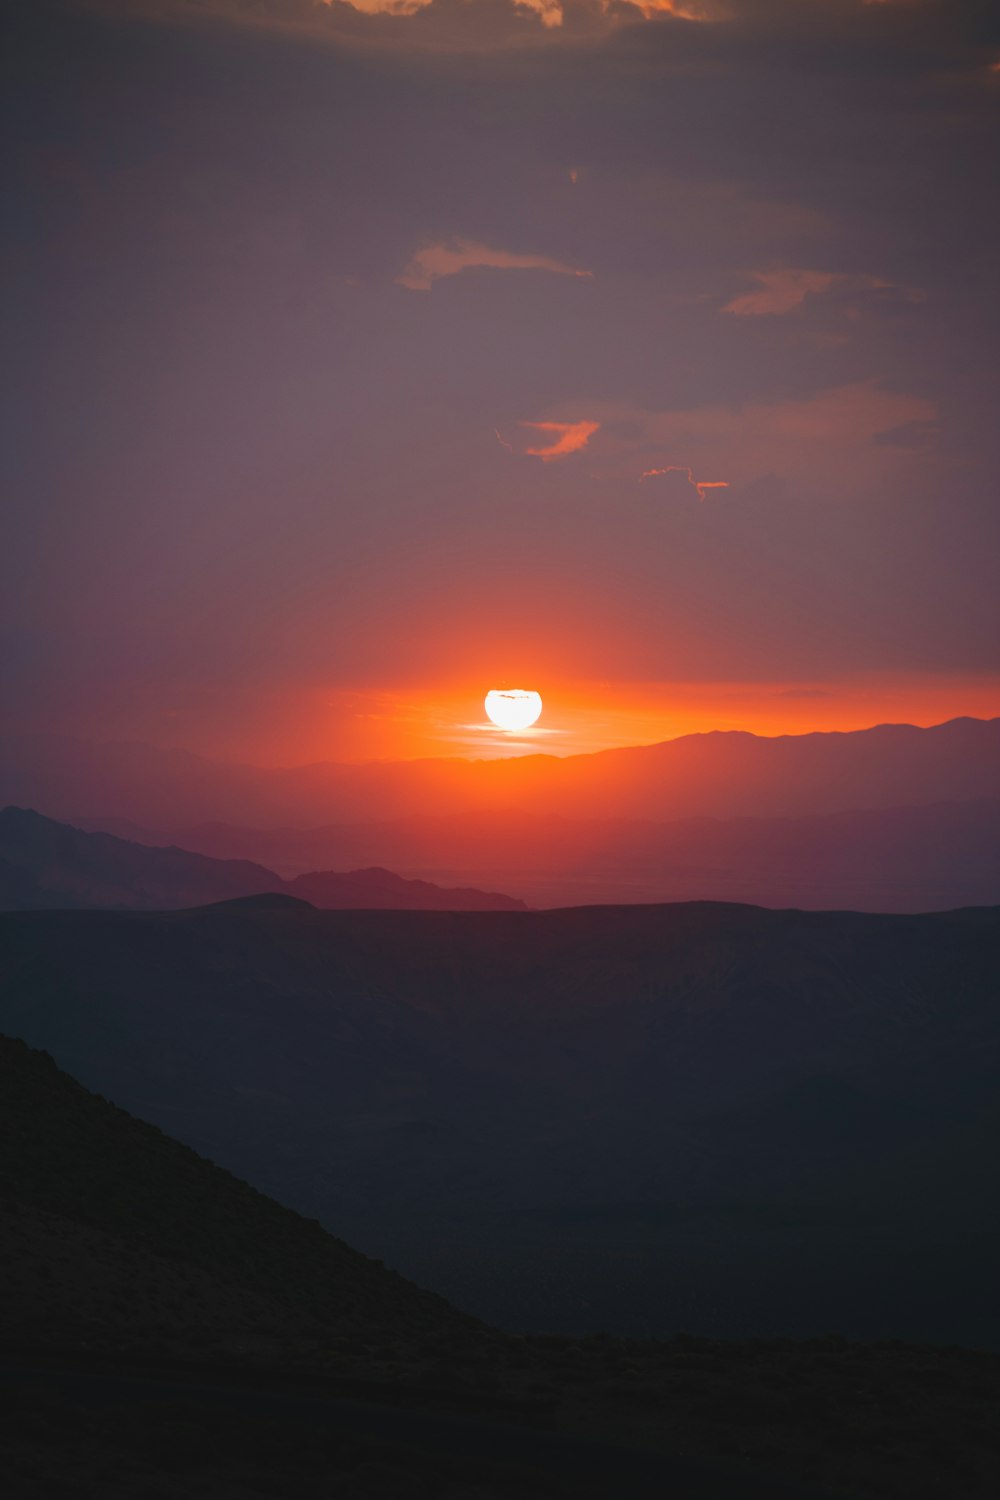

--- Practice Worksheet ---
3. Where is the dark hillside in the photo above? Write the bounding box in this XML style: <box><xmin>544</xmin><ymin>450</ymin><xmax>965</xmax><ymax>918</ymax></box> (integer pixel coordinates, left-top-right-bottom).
<box><xmin>4</xmin><ymin>1038</ymin><xmax>1000</xmax><ymax>1499</ymax></box>
<box><xmin>2</xmin><ymin>900</ymin><xmax>998</xmax><ymax>1345</ymax></box>
<box><xmin>0</xmin><ymin>1033</ymin><xmax>484</xmax><ymax>1368</ymax></box>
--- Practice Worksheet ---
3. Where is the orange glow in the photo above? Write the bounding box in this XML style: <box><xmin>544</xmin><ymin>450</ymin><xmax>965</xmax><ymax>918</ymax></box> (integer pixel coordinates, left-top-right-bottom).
<box><xmin>329</xmin><ymin>0</ymin><xmax>717</xmax><ymax>24</ymax></box>
<box><xmin>520</xmin><ymin>419</ymin><xmax>600</xmax><ymax>461</ymax></box>
<box><xmin>515</xmin><ymin>0</ymin><xmax>564</xmax><ymax>26</ymax></box>
<box><xmin>622</xmin><ymin>1</ymin><xmax>716</xmax><ymax>18</ymax></box>
<box><xmin>92</xmin><ymin>672</ymin><xmax>1000</xmax><ymax>767</ymax></box>
<box><xmin>327</xmin><ymin>0</ymin><xmax>432</xmax><ymax>13</ymax></box>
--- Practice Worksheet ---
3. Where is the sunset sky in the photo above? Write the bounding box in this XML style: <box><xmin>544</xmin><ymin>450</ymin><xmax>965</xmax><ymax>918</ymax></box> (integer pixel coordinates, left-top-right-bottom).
<box><xmin>4</xmin><ymin>0</ymin><xmax>999</xmax><ymax>763</ymax></box>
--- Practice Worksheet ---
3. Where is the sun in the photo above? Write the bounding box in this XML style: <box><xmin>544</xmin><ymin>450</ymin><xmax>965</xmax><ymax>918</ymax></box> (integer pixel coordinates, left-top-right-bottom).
<box><xmin>484</xmin><ymin>688</ymin><xmax>543</xmax><ymax>732</ymax></box>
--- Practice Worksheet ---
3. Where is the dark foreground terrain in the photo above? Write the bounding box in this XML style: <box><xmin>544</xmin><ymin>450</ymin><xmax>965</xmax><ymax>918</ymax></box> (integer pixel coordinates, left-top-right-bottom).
<box><xmin>2</xmin><ymin>898</ymin><xmax>998</xmax><ymax>1343</ymax></box>
<box><xmin>3</xmin><ymin>1036</ymin><xmax>999</xmax><ymax>1500</ymax></box>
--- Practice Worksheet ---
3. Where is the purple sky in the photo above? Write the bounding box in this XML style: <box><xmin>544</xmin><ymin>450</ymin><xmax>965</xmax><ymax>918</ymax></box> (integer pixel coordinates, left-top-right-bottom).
<box><xmin>3</xmin><ymin>0</ymin><xmax>999</xmax><ymax>762</ymax></box>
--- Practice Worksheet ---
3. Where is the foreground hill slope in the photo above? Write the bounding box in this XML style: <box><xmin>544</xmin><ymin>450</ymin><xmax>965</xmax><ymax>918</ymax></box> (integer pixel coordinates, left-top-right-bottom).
<box><xmin>2</xmin><ymin>899</ymin><xmax>998</xmax><ymax>1345</ymax></box>
<box><xmin>0</xmin><ymin>1032</ymin><xmax>485</xmax><ymax>1367</ymax></box>
<box><xmin>0</xmin><ymin>806</ymin><xmax>526</xmax><ymax>911</ymax></box>
<box><xmin>6</xmin><ymin>1034</ymin><xmax>1000</xmax><ymax>1500</ymax></box>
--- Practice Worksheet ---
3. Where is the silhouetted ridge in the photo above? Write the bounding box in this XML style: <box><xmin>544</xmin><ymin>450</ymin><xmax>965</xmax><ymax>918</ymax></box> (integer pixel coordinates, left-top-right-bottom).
<box><xmin>4</xmin><ymin>969</ymin><xmax>1000</xmax><ymax>1500</ymax></box>
<box><xmin>200</xmin><ymin>891</ymin><xmax>316</xmax><ymax>911</ymax></box>
<box><xmin>3</xmin><ymin>897</ymin><xmax>999</xmax><ymax>1350</ymax></box>
<box><xmin>0</xmin><ymin>1032</ymin><xmax>483</xmax><ymax>1361</ymax></box>
<box><xmin>0</xmin><ymin>806</ymin><xmax>526</xmax><ymax>911</ymax></box>
<box><xmin>3</xmin><ymin>715</ymin><xmax>998</xmax><ymax>827</ymax></box>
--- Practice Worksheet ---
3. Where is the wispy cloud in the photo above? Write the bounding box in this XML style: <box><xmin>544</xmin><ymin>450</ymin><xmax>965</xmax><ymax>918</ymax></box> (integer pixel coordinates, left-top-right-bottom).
<box><xmin>331</xmin><ymin>0</ymin><xmax>712</xmax><ymax>25</ymax></box>
<box><xmin>519</xmin><ymin>420</ymin><xmax>600</xmax><ymax>461</ymax></box>
<box><xmin>587</xmin><ymin>380</ymin><xmax>937</xmax><ymax>495</ymax></box>
<box><xmin>722</xmin><ymin>268</ymin><xmax>920</xmax><ymax>317</ymax></box>
<box><xmin>397</xmin><ymin>239</ymin><xmax>592</xmax><ymax>292</ymax></box>
<box><xmin>86</xmin><ymin>0</ymin><xmax>722</xmax><ymax>46</ymax></box>
<box><xmin>621</xmin><ymin>1</ymin><xmax>718</xmax><ymax>18</ymax></box>
<box><xmin>640</xmin><ymin>466</ymin><xmax>729</xmax><ymax>500</ymax></box>
<box><xmin>329</xmin><ymin>0</ymin><xmax>432</xmax><ymax>13</ymax></box>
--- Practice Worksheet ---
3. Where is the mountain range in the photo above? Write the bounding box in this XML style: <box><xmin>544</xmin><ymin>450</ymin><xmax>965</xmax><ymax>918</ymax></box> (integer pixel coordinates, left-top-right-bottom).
<box><xmin>2</xmin><ymin>716</ymin><xmax>998</xmax><ymax>828</ymax></box>
<box><xmin>80</xmin><ymin>797</ymin><xmax>1000</xmax><ymax>913</ymax></box>
<box><xmin>0</xmin><ymin>806</ymin><xmax>525</xmax><ymax>912</ymax></box>
<box><xmin>5</xmin><ymin>716</ymin><xmax>999</xmax><ymax>913</ymax></box>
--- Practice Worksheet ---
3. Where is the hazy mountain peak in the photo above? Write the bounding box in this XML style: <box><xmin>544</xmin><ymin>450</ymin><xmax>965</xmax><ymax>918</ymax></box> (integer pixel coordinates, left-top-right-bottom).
<box><xmin>0</xmin><ymin>807</ymin><xmax>526</xmax><ymax>913</ymax></box>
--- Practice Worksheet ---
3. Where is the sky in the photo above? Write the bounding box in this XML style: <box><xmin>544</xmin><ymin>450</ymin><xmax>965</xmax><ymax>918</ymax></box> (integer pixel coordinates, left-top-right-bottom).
<box><xmin>3</xmin><ymin>0</ymin><xmax>999</xmax><ymax>763</ymax></box>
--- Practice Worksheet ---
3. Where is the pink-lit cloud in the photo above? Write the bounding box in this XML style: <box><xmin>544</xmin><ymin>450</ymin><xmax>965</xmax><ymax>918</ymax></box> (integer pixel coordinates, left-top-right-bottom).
<box><xmin>578</xmin><ymin>381</ymin><xmax>938</xmax><ymax>494</ymax></box>
<box><xmin>514</xmin><ymin>0</ymin><xmax>565</xmax><ymax>26</ymax></box>
<box><xmin>722</xmin><ymin>269</ymin><xmax>916</xmax><ymax>317</ymax></box>
<box><xmin>640</xmin><ymin>466</ymin><xmax>729</xmax><ymax>500</ymax></box>
<box><xmin>519</xmin><ymin>420</ymin><xmax>601</xmax><ymax>461</ymax></box>
<box><xmin>86</xmin><ymin>0</ymin><xmax>724</xmax><ymax>44</ymax></box>
<box><xmin>620</xmin><ymin>1</ymin><xmax>719</xmax><ymax>18</ymax></box>
<box><xmin>330</xmin><ymin>0</ymin><xmax>431</xmax><ymax>13</ymax></box>
<box><xmin>330</xmin><ymin>0</ymin><xmax>715</xmax><ymax>23</ymax></box>
<box><xmin>327</xmin><ymin>0</ymin><xmax>564</xmax><ymax>20</ymax></box>
<box><xmin>397</xmin><ymin>239</ymin><xmax>592</xmax><ymax>291</ymax></box>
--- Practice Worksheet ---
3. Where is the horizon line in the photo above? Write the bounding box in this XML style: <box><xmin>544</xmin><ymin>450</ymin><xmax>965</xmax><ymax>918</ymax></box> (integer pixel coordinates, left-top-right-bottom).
<box><xmin>4</xmin><ymin>712</ymin><xmax>998</xmax><ymax>775</ymax></box>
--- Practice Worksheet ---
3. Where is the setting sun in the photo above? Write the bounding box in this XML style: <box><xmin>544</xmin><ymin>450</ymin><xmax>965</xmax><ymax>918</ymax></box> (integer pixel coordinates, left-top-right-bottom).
<box><xmin>484</xmin><ymin>689</ymin><xmax>543</xmax><ymax>732</ymax></box>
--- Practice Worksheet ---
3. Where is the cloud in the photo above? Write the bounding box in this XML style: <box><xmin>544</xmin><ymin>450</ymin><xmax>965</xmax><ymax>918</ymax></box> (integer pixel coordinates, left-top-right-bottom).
<box><xmin>519</xmin><ymin>420</ymin><xmax>601</xmax><ymax>461</ymax></box>
<box><xmin>83</xmin><ymin>0</ymin><xmax>723</xmax><ymax>46</ymax></box>
<box><xmin>721</xmin><ymin>269</ymin><xmax>910</xmax><ymax>317</ymax></box>
<box><xmin>397</xmin><ymin>239</ymin><xmax>592</xmax><ymax>291</ymax></box>
<box><xmin>331</xmin><ymin>0</ymin><xmax>431</xmax><ymax>12</ymax></box>
<box><xmin>619</xmin><ymin>1</ymin><xmax>717</xmax><ymax>17</ymax></box>
<box><xmin>328</xmin><ymin>0</ymin><xmax>563</xmax><ymax>21</ymax></box>
<box><xmin>322</xmin><ymin>0</ymin><xmax>716</xmax><ymax>26</ymax></box>
<box><xmin>514</xmin><ymin>0</ymin><xmax>565</xmax><ymax>26</ymax></box>
<box><xmin>640</xmin><ymin>466</ymin><xmax>729</xmax><ymax>501</ymax></box>
<box><xmin>572</xmin><ymin>381</ymin><xmax>938</xmax><ymax>494</ymax></box>
<box><xmin>871</xmin><ymin>419</ymin><xmax>940</xmax><ymax>449</ymax></box>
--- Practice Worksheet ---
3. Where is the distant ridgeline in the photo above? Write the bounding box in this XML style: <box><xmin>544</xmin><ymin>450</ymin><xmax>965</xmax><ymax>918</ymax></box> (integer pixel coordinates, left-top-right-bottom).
<box><xmin>1</xmin><ymin>716</ymin><xmax>998</xmax><ymax>826</ymax></box>
<box><xmin>0</xmin><ymin>806</ymin><xmax>527</xmax><ymax>912</ymax></box>
<box><xmin>4</xmin><ymin>717</ymin><xmax>1000</xmax><ymax>914</ymax></box>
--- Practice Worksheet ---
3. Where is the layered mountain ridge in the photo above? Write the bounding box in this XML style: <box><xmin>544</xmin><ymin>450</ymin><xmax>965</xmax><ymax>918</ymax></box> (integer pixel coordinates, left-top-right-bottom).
<box><xmin>6</xmin><ymin>714</ymin><xmax>1000</xmax><ymax>913</ymax></box>
<box><xmin>2</xmin><ymin>715</ymin><xmax>997</xmax><ymax>828</ymax></box>
<box><xmin>0</xmin><ymin>806</ymin><xmax>526</xmax><ymax>912</ymax></box>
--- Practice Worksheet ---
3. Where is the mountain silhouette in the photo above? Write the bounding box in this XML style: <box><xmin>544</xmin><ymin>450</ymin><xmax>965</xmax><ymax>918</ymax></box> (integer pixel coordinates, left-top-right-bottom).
<box><xmin>0</xmin><ymin>806</ymin><xmax>526</xmax><ymax>912</ymax></box>
<box><xmin>91</xmin><ymin>797</ymin><xmax>1000</xmax><ymax>913</ymax></box>
<box><xmin>0</xmin><ymin>1031</ymin><xmax>483</xmax><ymax>1364</ymax></box>
<box><xmin>8</xmin><ymin>1030</ymin><xmax>998</xmax><ymax>1500</ymax></box>
<box><xmin>2</xmin><ymin>897</ymin><xmax>997</xmax><ymax>1345</ymax></box>
<box><xmin>1</xmin><ymin>716</ymin><xmax>997</xmax><ymax>828</ymax></box>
